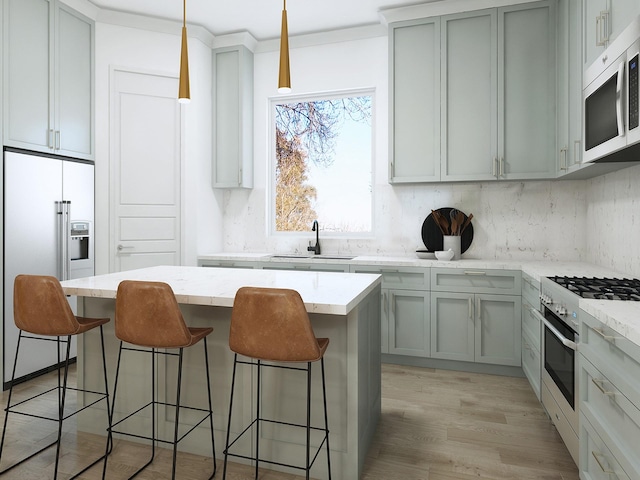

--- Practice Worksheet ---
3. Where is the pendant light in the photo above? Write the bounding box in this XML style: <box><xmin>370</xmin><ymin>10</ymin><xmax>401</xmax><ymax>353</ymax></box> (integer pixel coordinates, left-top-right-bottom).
<box><xmin>178</xmin><ymin>0</ymin><xmax>190</xmax><ymax>103</ymax></box>
<box><xmin>278</xmin><ymin>0</ymin><xmax>291</xmax><ymax>93</ymax></box>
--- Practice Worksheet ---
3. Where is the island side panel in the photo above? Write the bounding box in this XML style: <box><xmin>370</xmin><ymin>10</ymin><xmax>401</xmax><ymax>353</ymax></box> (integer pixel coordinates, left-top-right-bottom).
<box><xmin>76</xmin><ymin>285</ymin><xmax>381</xmax><ymax>480</ymax></box>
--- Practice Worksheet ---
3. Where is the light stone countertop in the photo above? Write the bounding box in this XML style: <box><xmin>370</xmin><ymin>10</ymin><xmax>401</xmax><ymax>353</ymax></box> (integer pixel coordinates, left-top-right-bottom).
<box><xmin>199</xmin><ymin>253</ymin><xmax>640</xmax><ymax>347</ymax></box>
<box><xmin>60</xmin><ymin>265</ymin><xmax>381</xmax><ymax>316</ymax></box>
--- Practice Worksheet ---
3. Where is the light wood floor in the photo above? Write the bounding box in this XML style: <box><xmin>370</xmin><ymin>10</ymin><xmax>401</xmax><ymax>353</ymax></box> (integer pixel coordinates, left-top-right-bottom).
<box><xmin>0</xmin><ymin>363</ymin><xmax>579</xmax><ymax>479</ymax></box>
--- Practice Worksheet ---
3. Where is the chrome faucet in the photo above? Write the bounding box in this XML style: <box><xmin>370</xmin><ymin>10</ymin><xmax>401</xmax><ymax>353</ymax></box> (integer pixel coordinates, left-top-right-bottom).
<box><xmin>307</xmin><ymin>220</ymin><xmax>321</xmax><ymax>255</ymax></box>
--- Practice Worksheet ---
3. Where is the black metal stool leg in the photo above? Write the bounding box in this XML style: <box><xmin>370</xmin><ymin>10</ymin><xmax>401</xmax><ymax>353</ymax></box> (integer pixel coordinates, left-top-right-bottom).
<box><xmin>53</xmin><ymin>336</ymin><xmax>73</xmax><ymax>480</ymax></box>
<box><xmin>103</xmin><ymin>340</ymin><xmax>124</xmax><ymax>480</ymax></box>
<box><xmin>203</xmin><ymin>339</ymin><xmax>217</xmax><ymax>479</ymax></box>
<box><xmin>306</xmin><ymin>362</ymin><xmax>312</xmax><ymax>480</ymax></box>
<box><xmin>255</xmin><ymin>359</ymin><xmax>261</xmax><ymax>480</ymax></box>
<box><xmin>321</xmin><ymin>357</ymin><xmax>331</xmax><ymax>479</ymax></box>
<box><xmin>171</xmin><ymin>348</ymin><xmax>185</xmax><ymax>479</ymax></box>
<box><xmin>0</xmin><ymin>332</ymin><xmax>23</xmax><ymax>465</ymax></box>
<box><xmin>222</xmin><ymin>354</ymin><xmax>239</xmax><ymax>480</ymax></box>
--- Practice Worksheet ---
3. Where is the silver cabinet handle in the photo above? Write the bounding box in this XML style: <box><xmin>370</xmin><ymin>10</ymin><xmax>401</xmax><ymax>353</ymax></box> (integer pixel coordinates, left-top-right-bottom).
<box><xmin>48</xmin><ymin>129</ymin><xmax>55</xmax><ymax>149</ymax></box>
<box><xmin>596</xmin><ymin>11</ymin><xmax>610</xmax><ymax>47</ymax></box>
<box><xmin>592</xmin><ymin>451</ymin><xmax>616</xmax><ymax>476</ymax></box>
<box><xmin>476</xmin><ymin>296</ymin><xmax>481</xmax><ymax>322</ymax></box>
<box><xmin>591</xmin><ymin>378</ymin><xmax>615</xmax><ymax>397</ymax></box>
<box><xmin>499</xmin><ymin>157</ymin><xmax>504</xmax><ymax>178</ymax></box>
<box><xmin>391</xmin><ymin>293</ymin><xmax>395</xmax><ymax>315</ymax></box>
<box><xmin>383</xmin><ymin>292</ymin><xmax>388</xmax><ymax>316</ymax></box>
<box><xmin>55</xmin><ymin>130</ymin><xmax>61</xmax><ymax>150</ymax></box>
<box><xmin>464</xmin><ymin>270</ymin><xmax>487</xmax><ymax>276</ymax></box>
<box><xmin>573</xmin><ymin>140</ymin><xmax>581</xmax><ymax>166</ymax></box>
<box><xmin>117</xmin><ymin>244</ymin><xmax>134</xmax><ymax>251</ymax></box>
<box><xmin>559</xmin><ymin>147</ymin><xmax>568</xmax><ymax>171</ymax></box>
<box><xmin>492</xmin><ymin>157</ymin><xmax>497</xmax><ymax>177</ymax></box>
<box><xmin>592</xmin><ymin>327</ymin><xmax>616</xmax><ymax>342</ymax></box>
<box><xmin>468</xmin><ymin>296</ymin><xmax>473</xmax><ymax>319</ymax></box>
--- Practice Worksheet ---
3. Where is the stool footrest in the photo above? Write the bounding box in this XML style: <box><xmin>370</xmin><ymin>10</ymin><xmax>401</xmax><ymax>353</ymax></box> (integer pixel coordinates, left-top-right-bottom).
<box><xmin>109</xmin><ymin>401</ymin><xmax>213</xmax><ymax>446</ymax></box>
<box><xmin>224</xmin><ymin>417</ymin><xmax>330</xmax><ymax>473</ymax></box>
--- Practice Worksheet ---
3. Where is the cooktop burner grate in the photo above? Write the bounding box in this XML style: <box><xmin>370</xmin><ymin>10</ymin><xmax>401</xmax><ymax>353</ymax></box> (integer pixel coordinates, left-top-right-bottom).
<box><xmin>548</xmin><ymin>276</ymin><xmax>640</xmax><ymax>301</ymax></box>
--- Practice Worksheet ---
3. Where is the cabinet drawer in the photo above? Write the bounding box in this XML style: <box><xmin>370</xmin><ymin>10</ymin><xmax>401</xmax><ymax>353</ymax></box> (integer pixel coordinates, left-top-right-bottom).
<box><xmin>200</xmin><ymin>261</ymin><xmax>256</xmax><ymax>269</ymax></box>
<box><xmin>541</xmin><ymin>382</ymin><xmax>579</xmax><ymax>464</ymax></box>
<box><xmin>521</xmin><ymin>330</ymin><xmax>540</xmax><ymax>400</ymax></box>
<box><xmin>351</xmin><ymin>266</ymin><xmax>429</xmax><ymax>290</ymax></box>
<box><xmin>580</xmin><ymin>357</ymin><xmax>640</xmax><ymax>477</ymax></box>
<box><xmin>431</xmin><ymin>268</ymin><xmax>521</xmax><ymax>294</ymax></box>
<box><xmin>580</xmin><ymin>312</ymin><xmax>640</xmax><ymax>408</ymax></box>
<box><xmin>521</xmin><ymin>272</ymin><xmax>540</xmax><ymax>307</ymax></box>
<box><xmin>580</xmin><ymin>416</ymin><xmax>632</xmax><ymax>480</ymax></box>
<box><xmin>521</xmin><ymin>302</ymin><xmax>541</xmax><ymax>346</ymax></box>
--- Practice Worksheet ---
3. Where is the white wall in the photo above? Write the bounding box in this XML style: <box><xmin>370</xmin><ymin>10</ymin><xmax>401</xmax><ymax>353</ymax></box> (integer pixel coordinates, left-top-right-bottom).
<box><xmin>221</xmin><ymin>35</ymin><xmax>589</xmax><ymax>261</ymax></box>
<box><xmin>94</xmin><ymin>22</ymin><xmax>223</xmax><ymax>273</ymax></box>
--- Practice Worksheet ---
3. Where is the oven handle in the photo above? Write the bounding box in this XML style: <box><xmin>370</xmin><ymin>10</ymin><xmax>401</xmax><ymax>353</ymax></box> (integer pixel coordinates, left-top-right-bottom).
<box><xmin>531</xmin><ymin>308</ymin><xmax>577</xmax><ymax>351</ymax></box>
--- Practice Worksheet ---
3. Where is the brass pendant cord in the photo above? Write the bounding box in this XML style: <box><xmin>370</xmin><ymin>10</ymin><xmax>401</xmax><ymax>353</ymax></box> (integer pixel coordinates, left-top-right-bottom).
<box><xmin>178</xmin><ymin>0</ymin><xmax>190</xmax><ymax>103</ymax></box>
<box><xmin>278</xmin><ymin>0</ymin><xmax>291</xmax><ymax>92</ymax></box>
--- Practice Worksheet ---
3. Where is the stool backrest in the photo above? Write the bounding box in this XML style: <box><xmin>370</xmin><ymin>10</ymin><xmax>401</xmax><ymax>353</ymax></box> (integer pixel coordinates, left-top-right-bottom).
<box><xmin>13</xmin><ymin>274</ymin><xmax>80</xmax><ymax>336</ymax></box>
<box><xmin>115</xmin><ymin>280</ymin><xmax>192</xmax><ymax>348</ymax></box>
<box><xmin>230</xmin><ymin>286</ymin><xmax>322</xmax><ymax>362</ymax></box>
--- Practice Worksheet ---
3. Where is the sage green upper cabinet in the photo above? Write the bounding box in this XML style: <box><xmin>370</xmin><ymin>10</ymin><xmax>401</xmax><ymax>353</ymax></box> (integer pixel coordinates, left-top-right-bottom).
<box><xmin>583</xmin><ymin>0</ymin><xmax>640</xmax><ymax>69</ymax></box>
<box><xmin>3</xmin><ymin>0</ymin><xmax>94</xmax><ymax>160</ymax></box>
<box><xmin>442</xmin><ymin>3</ymin><xmax>556</xmax><ymax>181</ymax></box>
<box><xmin>390</xmin><ymin>1</ymin><xmax>557</xmax><ymax>183</ymax></box>
<box><xmin>557</xmin><ymin>0</ymin><xmax>584</xmax><ymax>176</ymax></box>
<box><xmin>212</xmin><ymin>45</ymin><xmax>253</xmax><ymax>188</ymax></box>
<box><xmin>389</xmin><ymin>19</ymin><xmax>440</xmax><ymax>183</ymax></box>
<box><xmin>441</xmin><ymin>10</ymin><xmax>497</xmax><ymax>181</ymax></box>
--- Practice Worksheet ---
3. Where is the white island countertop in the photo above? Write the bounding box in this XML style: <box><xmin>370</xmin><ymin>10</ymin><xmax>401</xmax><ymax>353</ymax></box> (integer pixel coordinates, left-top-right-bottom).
<box><xmin>60</xmin><ymin>265</ymin><xmax>381</xmax><ymax>316</ymax></box>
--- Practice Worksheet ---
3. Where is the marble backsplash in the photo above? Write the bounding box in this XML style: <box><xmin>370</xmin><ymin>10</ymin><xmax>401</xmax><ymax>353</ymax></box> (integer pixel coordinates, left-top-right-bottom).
<box><xmin>222</xmin><ymin>179</ymin><xmax>589</xmax><ymax>263</ymax></box>
<box><xmin>585</xmin><ymin>163</ymin><xmax>640</xmax><ymax>278</ymax></box>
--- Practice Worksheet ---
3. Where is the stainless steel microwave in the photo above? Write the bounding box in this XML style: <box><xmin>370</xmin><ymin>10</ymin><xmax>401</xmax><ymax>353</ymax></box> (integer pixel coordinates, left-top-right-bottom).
<box><xmin>583</xmin><ymin>16</ymin><xmax>640</xmax><ymax>163</ymax></box>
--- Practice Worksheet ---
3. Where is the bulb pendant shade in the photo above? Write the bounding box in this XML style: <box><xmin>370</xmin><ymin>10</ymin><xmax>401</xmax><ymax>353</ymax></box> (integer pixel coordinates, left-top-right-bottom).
<box><xmin>178</xmin><ymin>0</ymin><xmax>190</xmax><ymax>103</ymax></box>
<box><xmin>278</xmin><ymin>0</ymin><xmax>291</xmax><ymax>93</ymax></box>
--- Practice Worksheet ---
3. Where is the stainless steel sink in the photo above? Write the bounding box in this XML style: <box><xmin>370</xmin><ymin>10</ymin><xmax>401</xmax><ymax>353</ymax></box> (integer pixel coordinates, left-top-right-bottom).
<box><xmin>271</xmin><ymin>254</ymin><xmax>355</xmax><ymax>260</ymax></box>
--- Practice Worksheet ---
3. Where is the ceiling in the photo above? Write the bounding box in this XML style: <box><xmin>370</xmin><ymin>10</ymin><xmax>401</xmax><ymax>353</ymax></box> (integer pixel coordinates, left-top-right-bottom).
<box><xmin>88</xmin><ymin>0</ymin><xmax>432</xmax><ymax>40</ymax></box>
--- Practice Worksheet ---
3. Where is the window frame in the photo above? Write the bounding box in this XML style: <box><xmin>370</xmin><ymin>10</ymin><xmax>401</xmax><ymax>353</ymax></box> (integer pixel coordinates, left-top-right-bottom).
<box><xmin>268</xmin><ymin>87</ymin><xmax>376</xmax><ymax>239</ymax></box>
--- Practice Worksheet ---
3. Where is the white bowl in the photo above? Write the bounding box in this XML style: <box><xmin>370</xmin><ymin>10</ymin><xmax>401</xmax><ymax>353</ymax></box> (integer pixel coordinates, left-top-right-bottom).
<box><xmin>434</xmin><ymin>249</ymin><xmax>454</xmax><ymax>261</ymax></box>
<box><xmin>415</xmin><ymin>250</ymin><xmax>435</xmax><ymax>259</ymax></box>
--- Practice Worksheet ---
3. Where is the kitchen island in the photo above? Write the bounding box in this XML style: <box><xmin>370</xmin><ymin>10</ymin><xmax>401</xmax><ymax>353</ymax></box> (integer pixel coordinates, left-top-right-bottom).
<box><xmin>61</xmin><ymin>265</ymin><xmax>382</xmax><ymax>480</ymax></box>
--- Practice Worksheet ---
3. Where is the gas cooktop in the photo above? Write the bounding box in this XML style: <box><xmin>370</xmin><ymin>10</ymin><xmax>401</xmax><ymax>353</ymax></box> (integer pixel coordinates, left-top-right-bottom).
<box><xmin>547</xmin><ymin>276</ymin><xmax>640</xmax><ymax>301</ymax></box>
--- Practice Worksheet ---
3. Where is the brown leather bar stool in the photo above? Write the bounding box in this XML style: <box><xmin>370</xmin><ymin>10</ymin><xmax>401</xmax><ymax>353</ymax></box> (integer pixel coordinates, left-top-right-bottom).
<box><xmin>0</xmin><ymin>274</ymin><xmax>112</xmax><ymax>480</ymax></box>
<box><xmin>223</xmin><ymin>286</ymin><xmax>331</xmax><ymax>480</ymax></box>
<box><xmin>103</xmin><ymin>280</ymin><xmax>216</xmax><ymax>480</ymax></box>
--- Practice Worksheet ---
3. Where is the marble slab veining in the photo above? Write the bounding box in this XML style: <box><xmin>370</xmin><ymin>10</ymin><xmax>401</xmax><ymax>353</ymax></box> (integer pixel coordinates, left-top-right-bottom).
<box><xmin>60</xmin><ymin>265</ymin><xmax>381</xmax><ymax>316</ymax></box>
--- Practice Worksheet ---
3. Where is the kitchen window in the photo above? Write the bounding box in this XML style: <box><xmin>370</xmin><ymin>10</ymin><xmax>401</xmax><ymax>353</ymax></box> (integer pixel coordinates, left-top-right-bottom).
<box><xmin>270</xmin><ymin>89</ymin><xmax>374</xmax><ymax>235</ymax></box>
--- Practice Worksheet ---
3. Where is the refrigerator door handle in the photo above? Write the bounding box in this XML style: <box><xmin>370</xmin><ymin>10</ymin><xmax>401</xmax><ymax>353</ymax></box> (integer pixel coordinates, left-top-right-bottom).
<box><xmin>56</xmin><ymin>201</ymin><xmax>71</xmax><ymax>281</ymax></box>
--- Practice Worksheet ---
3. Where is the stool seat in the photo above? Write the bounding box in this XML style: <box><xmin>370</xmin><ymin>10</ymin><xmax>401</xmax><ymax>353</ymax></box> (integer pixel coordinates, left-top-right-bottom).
<box><xmin>0</xmin><ymin>274</ymin><xmax>112</xmax><ymax>480</ymax></box>
<box><xmin>103</xmin><ymin>280</ymin><xmax>217</xmax><ymax>480</ymax></box>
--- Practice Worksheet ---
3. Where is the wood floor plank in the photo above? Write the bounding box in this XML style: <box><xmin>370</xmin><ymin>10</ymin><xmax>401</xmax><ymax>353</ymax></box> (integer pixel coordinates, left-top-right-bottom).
<box><xmin>0</xmin><ymin>363</ymin><xmax>579</xmax><ymax>479</ymax></box>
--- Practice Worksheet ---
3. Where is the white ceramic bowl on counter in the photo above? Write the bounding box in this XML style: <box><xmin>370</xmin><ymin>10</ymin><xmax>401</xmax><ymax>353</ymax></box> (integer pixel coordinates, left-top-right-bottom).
<box><xmin>434</xmin><ymin>249</ymin><xmax>455</xmax><ymax>261</ymax></box>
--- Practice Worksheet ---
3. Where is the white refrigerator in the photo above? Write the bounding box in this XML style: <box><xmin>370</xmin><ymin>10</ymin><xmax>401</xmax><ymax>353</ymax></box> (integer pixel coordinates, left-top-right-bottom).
<box><xmin>2</xmin><ymin>149</ymin><xmax>94</xmax><ymax>389</ymax></box>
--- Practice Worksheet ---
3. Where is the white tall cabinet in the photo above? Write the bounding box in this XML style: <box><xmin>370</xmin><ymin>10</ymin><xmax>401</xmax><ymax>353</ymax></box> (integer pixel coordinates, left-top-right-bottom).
<box><xmin>2</xmin><ymin>0</ymin><xmax>94</xmax><ymax>160</ymax></box>
<box><xmin>212</xmin><ymin>45</ymin><xmax>253</xmax><ymax>188</ymax></box>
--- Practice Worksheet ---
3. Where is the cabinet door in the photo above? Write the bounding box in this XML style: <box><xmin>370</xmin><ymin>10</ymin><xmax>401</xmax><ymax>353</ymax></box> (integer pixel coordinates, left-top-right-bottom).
<box><xmin>499</xmin><ymin>2</ymin><xmax>556</xmax><ymax>179</ymax></box>
<box><xmin>610</xmin><ymin>0</ymin><xmax>640</xmax><ymax>53</ymax></box>
<box><xmin>55</xmin><ymin>2</ymin><xmax>93</xmax><ymax>159</ymax></box>
<box><xmin>213</xmin><ymin>45</ymin><xmax>253</xmax><ymax>188</ymax></box>
<box><xmin>3</xmin><ymin>0</ymin><xmax>52</xmax><ymax>152</ymax></box>
<box><xmin>441</xmin><ymin>9</ymin><xmax>497</xmax><ymax>181</ymax></box>
<box><xmin>430</xmin><ymin>292</ymin><xmax>474</xmax><ymax>362</ymax></box>
<box><xmin>389</xmin><ymin>19</ymin><xmax>440</xmax><ymax>182</ymax></box>
<box><xmin>388</xmin><ymin>289</ymin><xmax>430</xmax><ymax>357</ymax></box>
<box><xmin>475</xmin><ymin>294</ymin><xmax>521</xmax><ymax>366</ymax></box>
<box><xmin>583</xmin><ymin>0</ymin><xmax>609</xmax><ymax>68</ymax></box>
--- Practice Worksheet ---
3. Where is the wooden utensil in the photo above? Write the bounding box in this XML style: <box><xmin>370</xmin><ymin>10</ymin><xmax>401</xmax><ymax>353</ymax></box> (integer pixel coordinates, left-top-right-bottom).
<box><xmin>431</xmin><ymin>209</ymin><xmax>447</xmax><ymax>235</ymax></box>
<box><xmin>460</xmin><ymin>213</ymin><xmax>474</xmax><ymax>234</ymax></box>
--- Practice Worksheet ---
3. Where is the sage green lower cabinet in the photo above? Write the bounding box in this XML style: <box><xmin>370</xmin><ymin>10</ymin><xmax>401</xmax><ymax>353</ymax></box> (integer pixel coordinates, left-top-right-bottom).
<box><xmin>579</xmin><ymin>311</ymin><xmax>640</xmax><ymax>480</ymax></box>
<box><xmin>388</xmin><ymin>289</ymin><xmax>430</xmax><ymax>357</ymax></box>
<box><xmin>350</xmin><ymin>265</ymin><xmax>430</xmax><ymax>356</ymax></box>
<box><xmin>431</xmin><ymin>292</ymin><xmax>521</xmax><ymax>366</ymax></box>
<box><xmin>521</xmin><ymin>272</ymin><xmax>541</xmax><ymax>399</ymax></box>
<box><xmin>261</xmin><ymin>262</ymin><xmax>350</xmax><ymax>272</ymax></box>
<box><xmin>198</xmin><ymin>260</ymin><xmax>257</xmax><ymax>269</ymax></box>
<box><xmin>431</xmin><ymin>292</ymin><xmax>474</xmax><ymax>362</ymax></box>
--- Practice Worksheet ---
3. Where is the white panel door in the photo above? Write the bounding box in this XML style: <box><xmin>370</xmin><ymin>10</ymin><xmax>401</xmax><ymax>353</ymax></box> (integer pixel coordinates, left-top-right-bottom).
<box><xmin>111</xmin><ymin>68</ymin><xmax>182</xmax><ymax>272</ymax></box>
